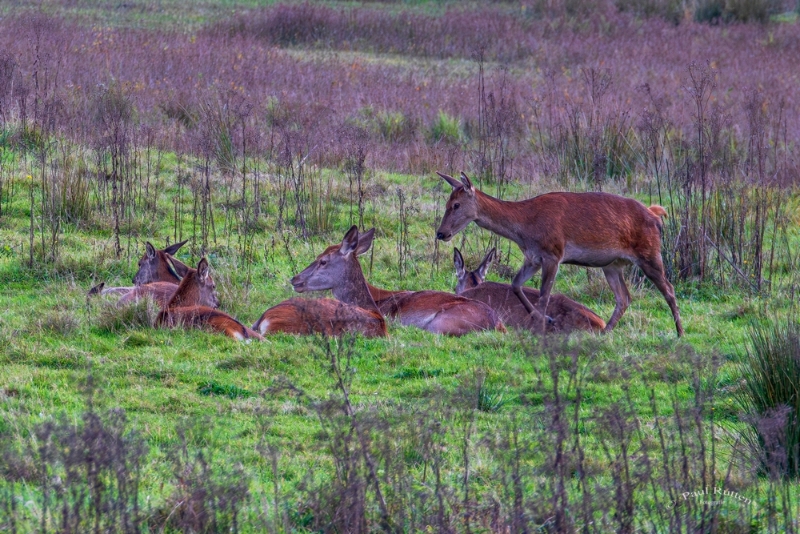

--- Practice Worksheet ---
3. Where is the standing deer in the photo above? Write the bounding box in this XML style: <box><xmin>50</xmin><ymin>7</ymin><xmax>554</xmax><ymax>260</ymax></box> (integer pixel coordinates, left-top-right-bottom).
<box><xmin>436</xmin><ymin>172</ymin><xmax>683</xmax><ymax>336</ymax></box>
<box><xmin>454</xmin><ymin>248</ymin><xmax>605</xmax><ymax>333</ymax></box>
<box><xmin>252</xmin><ymin>226</ymin><xmax>387</xmax><ymax>338</ymax></box>
<box><xmin>352</xmin><ymin>229</ymin><xmax>505</xmax><ymax>335</ymax></box>
<box><xmin>157</xmin><ymin>258</ymin><xmax>263</xmax><ymax>341</ymax></box>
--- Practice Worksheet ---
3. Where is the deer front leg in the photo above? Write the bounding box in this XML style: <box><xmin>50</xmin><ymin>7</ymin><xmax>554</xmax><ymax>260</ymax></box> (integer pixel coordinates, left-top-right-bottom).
<box><xmin>537</xmin><ymin>256</ymin><xmax>560</xmax><ymax>320</ymax></box>
<box><xmin>512</xmin><ymin>260</ymin><xmax>550</xmax><ymax>329</ymax></box>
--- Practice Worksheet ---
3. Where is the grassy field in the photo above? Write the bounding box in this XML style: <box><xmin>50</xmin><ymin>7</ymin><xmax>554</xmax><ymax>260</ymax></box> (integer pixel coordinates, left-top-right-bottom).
<box><xmin>2</xmin><ymin>1</ymin><xmax>800</xmax><ymax>532</ymax></box>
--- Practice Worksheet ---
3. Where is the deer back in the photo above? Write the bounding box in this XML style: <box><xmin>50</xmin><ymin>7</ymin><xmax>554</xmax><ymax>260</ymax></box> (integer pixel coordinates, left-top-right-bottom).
<box><xmin>253</xmin><ymin>297</ymin><xmax>387</xmax><ymax>338</ymax></box>
<box><xmin>117</xmin><ymin>282</ymin><xmax>179</xmax><ymax>309</ymax></box>
<box><xmin>461</xmin><ymin>282</ymin><xmax>604</xmax><ymax>333</ymax></box>
<box><xmin>376</xmin><ymin>290</ymin><xmax>505</xmax><ymax>335</ymax></box>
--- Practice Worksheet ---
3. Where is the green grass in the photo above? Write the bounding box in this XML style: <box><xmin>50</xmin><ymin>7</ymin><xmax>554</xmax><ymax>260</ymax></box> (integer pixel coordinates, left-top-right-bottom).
<box><xmin>0</xmin><ymin>2</ymin><xmax>798</xmax><ymax>524</ymax></box>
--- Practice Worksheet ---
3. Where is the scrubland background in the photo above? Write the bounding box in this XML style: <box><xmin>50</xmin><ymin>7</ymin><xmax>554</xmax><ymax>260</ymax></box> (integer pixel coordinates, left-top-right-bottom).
<box><xmin>2</xmin><ymin>0</ymin><xmax>800</xmax><ymax>531</ymax></box>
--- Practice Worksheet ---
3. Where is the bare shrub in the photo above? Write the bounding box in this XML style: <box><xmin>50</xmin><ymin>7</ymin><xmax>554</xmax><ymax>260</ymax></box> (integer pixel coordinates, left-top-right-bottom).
<box><xmin>0</xmin><ymin>378</ymin><xmax>148</xmax><ymax>533</ymax></box>
<box><xmin>152</xmin><ymin>422</ymin><xmax>249</xmax><ymax>534</ymax></box>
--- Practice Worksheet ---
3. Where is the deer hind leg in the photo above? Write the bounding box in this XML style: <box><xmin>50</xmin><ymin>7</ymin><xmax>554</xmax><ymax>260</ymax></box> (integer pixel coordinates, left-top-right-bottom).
<box><xmin>637</xmin><ymin>256</ymin><xmax>684</xmax><ymax>337</ymax></box>
<box><xmin>602</xmin><ymin>262</ymin><xmax>631</xmax><ymax>332</ymax></box>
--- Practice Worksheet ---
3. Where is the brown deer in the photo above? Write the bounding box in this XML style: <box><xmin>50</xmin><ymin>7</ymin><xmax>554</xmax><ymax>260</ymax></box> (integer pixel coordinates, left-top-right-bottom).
<box><xmin>116</xmin><ymin>282</ymin><xmax>182</xmax><ymax>309</ymax></box>
<box><xmin>436</xmin><ymin>172</ymin><xmax>683</xmax><ymax>336</ymax></box>
<box><xmin>253</xmin><ymin>226</ymin><xmax>387</xmax><ymax>338</ymax></box>
<box><xmin>157</xmin><ymin>258</ymin><xmax>263</xmax><ymax>341</ymax></box>
<box><xmin>133</xmin><ymin>240</ymin><xmax>190</xmax><ymax>285</ymax></box>
<box><xmin>88</xmin><ymin>240</ymin><xmax>189</xmax><ymax>301</ymax></box>
<box><xmin>454</xmin><ymin>248</ymin><xmax>605</xmax><ymax>333</ymax></box>
<box><xmin>351</xmin><ymin>229</ymin><xmax>505</xmax><ymax>336</ymax></box>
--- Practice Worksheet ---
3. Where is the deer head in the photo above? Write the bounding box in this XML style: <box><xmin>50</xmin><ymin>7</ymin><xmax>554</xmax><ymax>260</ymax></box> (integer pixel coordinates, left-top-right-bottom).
<box><xmin>453</xmin><ymin>247</ymin><xmax>495</xmax><ymax>295</ymax></box>
<box><xmin>291</xmin><ymin>226</ymin><xmax>367</xmax><ymax>293</ymax></box>
<box><xmin>167</xmin><ymin>257</ymin><xmax>220</xmax><ymax>309</ymax></box>
<box><xmin>436</xmin><ymin>172</ymin><xmax>479</xmax><ymax>242</ymax></box>
<box><xmin>133</xmin><ymin>240</ymin><xmax>189</xmax><ymax>285</ymax></box>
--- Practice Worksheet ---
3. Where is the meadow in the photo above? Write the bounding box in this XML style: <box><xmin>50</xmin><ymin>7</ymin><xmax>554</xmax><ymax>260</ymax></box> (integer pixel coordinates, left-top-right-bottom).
<box><xmin>1</xmin><ymin>0</ymin><xmax>800</xmax><ymax>532</ymax></box>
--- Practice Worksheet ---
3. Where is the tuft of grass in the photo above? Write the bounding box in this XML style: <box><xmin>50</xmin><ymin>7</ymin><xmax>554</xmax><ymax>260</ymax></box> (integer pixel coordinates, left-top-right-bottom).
<box><xmin>122</xmin><ymin>332</ymin><xmax>153</xmax><ymax>347</ymax></box>
<box><xmin>476</xmin><ymin>373</ymin><xmax>509</xmax><ymax>413</ymax></box>
<box><xmin>428</xmin><ymin>110</ymin><xmax>462</xmax><ymax>145</ymax></box>
<box><xmin>36</xmin><ymin>310</ymin><xmax>80</xmax><ymax>336</ymax></box>
<box><xmin>197</xmin><ymin>381</ymin><xmax>252</xmax><ymax>399</ymax></box>
<box><xmin>738</xmin><ymin>318</ymin><xmax>800</xmax><ymax>479</ymax></box>
<box><xmin>393</xmin><ymin>367</ymin><xmax>443</xmax><ymax>380</ymax></box>
<box><xmin>216</xmin><ymin>355</ymin><xmax>255</xmax><ymax>371</ymax></box>
<box><xmin>95</xmin><ymin>297</ymin><xmax>158</xmax><ymax>334</ymax></box>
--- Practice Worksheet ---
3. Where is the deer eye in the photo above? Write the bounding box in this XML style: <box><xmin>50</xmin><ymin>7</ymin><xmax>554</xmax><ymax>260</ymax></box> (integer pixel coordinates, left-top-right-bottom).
<box><xmin>453</xmin><ymin>203</ymin><xmax>460</xmax><ymax>211</ymax></box>
<box><xmin>319</xmin><ymin>259</ymin><xmax>327</xmax><ymax>266</ymax></box>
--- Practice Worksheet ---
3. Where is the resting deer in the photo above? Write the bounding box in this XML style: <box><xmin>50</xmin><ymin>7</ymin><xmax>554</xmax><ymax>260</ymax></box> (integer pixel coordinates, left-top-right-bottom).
<box><xmin>157</xmin><ymin>258</ymin><xmax>263</xmax><ymax>341</ymax></box>
<box><xmin>454</xmin><ymin>248</ymin><xmax>604</xmax><ymax>333</ymax></box>
<box><xmin>252</xmin><ymin>226</ymin><xmax>387</xmax><ymax>338</ymax></box>
<box><xmin>350</xmin><ymin>229</ymin><xmax>505</xmax><ymax>335</ymax></box>
<box><xmin>88</xmin><ymin>240</ymin><xmax>189</xmax><ymax>303</ymax></box>
<box><xmin>133</xmin><ymin>240</ymin><xmax>190</xmax><ymax>285</ymax></box>
<box><xmin>436</xmin><ymin>172</ymin><xmax>683</xmax><ymax>336</ymax></box>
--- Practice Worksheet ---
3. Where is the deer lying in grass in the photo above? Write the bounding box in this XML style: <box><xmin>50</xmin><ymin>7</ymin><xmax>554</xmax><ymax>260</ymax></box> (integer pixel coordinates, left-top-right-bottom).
<box><xmin>252</xmin><ymin>226</ymin><xmax>387</xmax><ymax>338</ymax></box>
<box><xmin>157</xmin><ymin>258</ymin><xmax>263</xmax><ymax>341</ymax></box>
<box><xmin>454</xmin><ymin>248</ymin><xmax>605</xmax><ymax>333</ymax></box>
<box><xmin>353</xmin><ymin>229</ymin><xmax>505</xmax><ymax>336</ymax></box>
<box><xmin>436</xmin><ymin>171</ymin><xmax>683</xmax><ymax>336</ymax></box>
<box><xmin>133</xmin><ymin>240</ymin><xmax>190</xmax><ymax>285</ymax></box>
<box><xmin>88</xmin><ymin>240</ymin><xmax>189</xmax><ymax>305</ymax></box>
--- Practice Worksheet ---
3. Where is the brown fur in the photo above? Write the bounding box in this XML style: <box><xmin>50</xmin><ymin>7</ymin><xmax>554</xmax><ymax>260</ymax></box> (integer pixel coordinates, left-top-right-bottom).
<box><xmin>253</xmin><ymin>297</ymin><xmax>386</xmax><ymax>338</ymax></box>
<box><xmin>88</xmin><ymin>240</ymin><xmax>189</xmax><ymax>300</ymax></box>
<box><xmin>117</xmin><ymin>282</ymin><xmax>180</xmax><ymax>309</ymax></box>
<box><xmin>454</xmin><ymin>248</ymin><xmax>604</xmax><ymax>334</ymax></box>
<box><xmin>255</xmin><ymin>227</ymin><xmax>388</xmax><ymax>338</ymax></box>
<box><xmin>375</xmin><ymin>290</ymin><xmax>506</xmax><ymax>335</ymax></box>
<box><xmin>436</xmin><ymin>172</ymin><xmax>683</xmax><ymax>336</ymax></box>
<box><xmin>157</xmin><ymin>258</ymin><xmax>259</xmax><ymax>341</ymax></box>
<box><xmin>164</xmin><ymin>258</ymin><xmax>219</xmax><ymax>310</ymax></box>
<box><xmin>308</xmin><ymin>228</ymin><xmax>505</xmax><ymax>336</ymax></box>
<box><xmin>133</xmin><ymin>240</ymin><xmax>190</xmax><ymax>286</ymax></box>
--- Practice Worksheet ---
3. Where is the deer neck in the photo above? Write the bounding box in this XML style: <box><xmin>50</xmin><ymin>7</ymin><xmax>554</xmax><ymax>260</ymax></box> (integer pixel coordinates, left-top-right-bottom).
<box><xmin>166</xmin><ymin>270</ymin><xmax>197</xmax><ymax>308</ymax></box>
<box><xmin>159</xmin><ymin>252</ymin><xmax>188</xmax><ymax>282</ymax></box>
<box><xmin>474</xmin><ymin>190</ymin><xmax>522</xmax><ymax>244</ymax></box>
<box><xmin>331</xmin><ymin>261</ymin><xmax>381</xmax><ymax>314</ymax></box>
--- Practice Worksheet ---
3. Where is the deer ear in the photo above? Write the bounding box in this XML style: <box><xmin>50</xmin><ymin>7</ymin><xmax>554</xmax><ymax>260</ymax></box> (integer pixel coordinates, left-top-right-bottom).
<box><xmin>356</xmin><ymin>228</ymin><xmax>375</xmax><ymax>256</ymax></box>
<box><xmin>453</xmin><ymin>248</ymin><xmax>465</xmax><ymax>278</ymax></box>
<box><xmin>437</xmin><ymin>171</ymin><xmax>462</xmax><ymax>190</ymax></box>
<box><xmin>460</xmin><ymin>172</ymin><xmax>475</xmax><ymax>194</ymax></box>
<box><xmin>197</xmin><ymin>258</ymin><xmax>209</xmax><ymax>280</ymax></box>
<box><xmin>477</xmin><ymin>248</ymin><xmax>495</xmax><ymax>281</ymax></box>
<box><xmin>88</xmin><ymin>282</ymin><xmax>105</xmax><ymax>296</ymax></box>
<box><xmin>145</xmin><ymin>242</ymin><xmax>156</xmax><ymax>259</ymax></box>
<box><xmin>340</xmin><ymin>226</ymin><xmax>359</xmax><ymax>256</ymax></box>
<box><xmin>164</xmin><ymin>239</ymin><xmax>188</xmax><ymax>256</ymax></box>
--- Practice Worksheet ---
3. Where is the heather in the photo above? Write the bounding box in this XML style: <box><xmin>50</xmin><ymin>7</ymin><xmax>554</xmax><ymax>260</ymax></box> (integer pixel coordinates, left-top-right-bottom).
<box><xmin>1</xmin><ymin>1</ymin><xmax>800</xmax><ymax>532</ymax></box>
<box><xmin>1</xmin><ymin>5</ymin><xmax>798</xmax><ymax>174</ymax></box>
